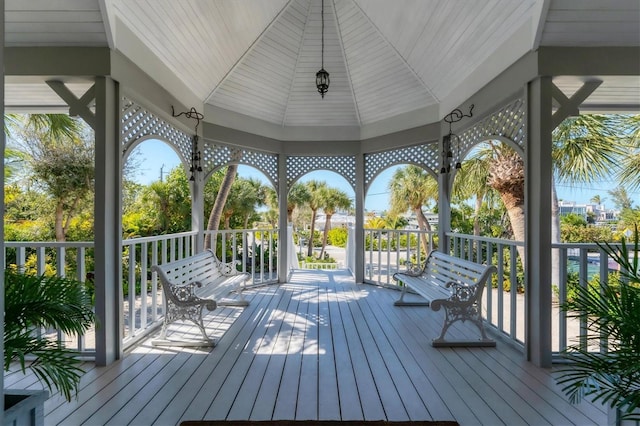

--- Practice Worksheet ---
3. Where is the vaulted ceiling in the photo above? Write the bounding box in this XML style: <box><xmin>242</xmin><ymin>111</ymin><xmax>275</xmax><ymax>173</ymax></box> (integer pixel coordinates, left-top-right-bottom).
<box><xmin>4</xmin><ymin>0</ymin><xmax>640</xmax><ymax>139</ymax></box>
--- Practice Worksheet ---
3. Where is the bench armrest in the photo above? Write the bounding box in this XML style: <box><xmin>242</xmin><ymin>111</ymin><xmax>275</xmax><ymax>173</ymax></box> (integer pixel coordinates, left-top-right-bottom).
<box><xmin>166</xmin><ymin>281</ymin><xmax>217</xmax><ymax>310</ymax></box>
<box><xmin>214</xmin><ymin>258</ymin><xmax>244</xmax><ymax>276</ymax></box>
<box><xmin>445</xmin><ymin>281</ymin><xmax>481</xmax><ymax>303</ymax></box>
<box><xmin>395</xmin><ymin>261</ymin><xmax>424</xmax><ymax>279</ymax></box>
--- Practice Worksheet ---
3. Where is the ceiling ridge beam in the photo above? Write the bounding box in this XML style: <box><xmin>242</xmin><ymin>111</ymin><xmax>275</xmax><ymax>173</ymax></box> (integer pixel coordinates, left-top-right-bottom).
<box><xmin>282</xmin><ymin>0</ymin><xmax>313</xmax><ymax>127</ymax></box>
<box><xmin>351</xmin><ymin>0</ymin><xmax>440</xmax><ymax>103</ymax></box>
<box><xmin>204</xmin><ymin>0</ymin><xmax>295</xmax><ymax>105</ymax></box>
<box><xmin>333</xmin><ymin>0</ymin><xmax>361</xmax><ymax>127</ymax></box>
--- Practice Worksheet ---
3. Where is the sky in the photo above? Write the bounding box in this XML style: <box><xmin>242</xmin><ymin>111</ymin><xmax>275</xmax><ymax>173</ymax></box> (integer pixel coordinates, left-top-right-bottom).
<box><xmin>129</xmin><ymin>139</ymin><xmax>636</xmax><ymax>213</ymax></box>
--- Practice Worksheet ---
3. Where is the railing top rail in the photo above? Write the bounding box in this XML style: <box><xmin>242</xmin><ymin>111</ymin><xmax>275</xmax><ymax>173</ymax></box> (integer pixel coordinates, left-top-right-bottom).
<box><xmin>447</xmin><ymin>232</ymin><xmax>525</xmax><ymax>247</ymax></box>
<box><xmin>5</xmin><ymin>241</ymin><xmax>94</xmax><ymax>248</ymax></box>
<box><xmin>364</xmin><ymin>228</ymin><xmax>436</xmax><ymax>234</ymax></box>
<box><xmin>551</xmin><ymin>242</ymin><xmax>623</xmax><ymax>249</ymax></box>
<box><xmin>204</xmin><ymin>228</ymin><xmax>278</xmax><ymax>233</ymax></box>
<box><xmin>122</xmin><ymin>231</ymin><xmax>197</xmax><ymax>245</ymax></box>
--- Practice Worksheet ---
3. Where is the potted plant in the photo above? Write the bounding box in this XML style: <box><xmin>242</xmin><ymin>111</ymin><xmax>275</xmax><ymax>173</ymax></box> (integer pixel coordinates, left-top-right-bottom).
<box><xmin>4</xmin><ymin>269</ymin><xmax>95</xmax><ymax>424</ymax></box>
<box><xmin>556</xmin><ymin>227</ymin><xmax>640</xmax><ymax>424</ymax></box>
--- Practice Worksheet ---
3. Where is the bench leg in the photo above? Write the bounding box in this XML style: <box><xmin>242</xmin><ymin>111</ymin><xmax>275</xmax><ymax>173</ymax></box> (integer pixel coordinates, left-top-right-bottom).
<box><xmin>393</xmin><ymin>284</ymin><xmax>430</xmax><ymax>306</ymax></box>
<box><xmin>431</xmin><ymin>302</ymin><xmax>496</xmax><ymax>347</ymax></box>
<box><xmin>152</xmin><ymin>303</ymin><xmax>215</xmax><ymax>347</ymax></box>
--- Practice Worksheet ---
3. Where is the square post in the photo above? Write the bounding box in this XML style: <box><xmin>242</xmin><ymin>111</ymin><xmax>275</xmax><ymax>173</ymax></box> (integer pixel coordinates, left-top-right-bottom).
<box><xmin>278</xmin><ymin>154</ymin><xmax>289</xmax><ymax>281</ymax></box>
<box><xmin>93</xmin><ymin>76</ymin><xmax>123</xmax><ymax>366</ymax></box>
<box><xmin>354</xmin><ymin>154</ymin><xmax>365</xmax><ymax>283</ymax></box>
<box><xmin>525</xmin><ymin>76</ymin><xmax>553</xmax><ymax>367</ymax></box>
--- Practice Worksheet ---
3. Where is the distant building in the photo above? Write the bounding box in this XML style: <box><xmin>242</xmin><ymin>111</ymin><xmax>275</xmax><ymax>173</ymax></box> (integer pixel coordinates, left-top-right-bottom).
<box><xmin>558</xmin><ymin>201</ymin><xmax>619</xmax><ymax>225</ymax></box>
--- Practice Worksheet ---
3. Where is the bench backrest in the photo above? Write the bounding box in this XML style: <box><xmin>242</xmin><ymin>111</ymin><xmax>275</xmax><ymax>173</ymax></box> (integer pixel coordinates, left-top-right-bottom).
<box><xmin>152</xmin><ymin>250</ymin><xmax>224</xmax><ymax>289</ymax></box>
<box><xmin>422</xmin><ymin>251</ymin><xmax>496</xmax><ymax>287</ymax></box>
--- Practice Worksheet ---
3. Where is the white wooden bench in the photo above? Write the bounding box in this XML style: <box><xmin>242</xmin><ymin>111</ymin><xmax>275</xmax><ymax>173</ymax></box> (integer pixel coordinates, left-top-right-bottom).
<box><xmin>392</xmin><ymin>250</ymin><xmax>497</xmax><ymax>347</ymax></box>
<box><xmin>151</xmin><ymin>249</ymin><xmax>250</xmax><ymax>346</ymax></box>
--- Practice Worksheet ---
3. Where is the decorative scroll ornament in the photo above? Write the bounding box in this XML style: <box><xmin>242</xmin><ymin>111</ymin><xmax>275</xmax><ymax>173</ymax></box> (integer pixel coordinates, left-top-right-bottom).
<box><xmin>172</xmin><ymin>106</ymin><xmax>204</xmax><ymax>181</ymax></box>
<box><xmin>441</xmin><ymin>104</ymin><xmax>474</xmax><ymax>174</ymax></box>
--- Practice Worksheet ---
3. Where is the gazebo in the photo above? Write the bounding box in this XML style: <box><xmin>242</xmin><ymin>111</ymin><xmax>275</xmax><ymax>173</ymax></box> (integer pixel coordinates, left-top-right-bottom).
<box><xmin>2</xmin><ymin>1</ymin><xmax>639</xmax><ymax>423</ymax></box>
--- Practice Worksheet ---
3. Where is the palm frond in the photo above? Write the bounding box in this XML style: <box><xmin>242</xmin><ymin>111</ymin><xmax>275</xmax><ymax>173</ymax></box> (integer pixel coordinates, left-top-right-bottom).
<box><xmin>4</xmin><ymin>270</ymin><xmax>95</xmax><ymax>401</ymax></box>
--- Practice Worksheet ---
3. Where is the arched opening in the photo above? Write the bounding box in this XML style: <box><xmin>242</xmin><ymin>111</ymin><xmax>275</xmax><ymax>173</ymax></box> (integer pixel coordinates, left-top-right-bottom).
<box><xmin>123</xmin><ymin>138</ymin><xmax>189</xmax><ymax>238</ymax></box>
<box><xmin>202</xmin><ymin>164</ymin><xmax>278</xmax><ymax>284</ymax></box>
<box><xmin>363</xmin><ymin>164</ymin><xmax>438</xmax><ymax>285</ymax></box>
<box><xmin>287</xmin><ymin>170</ymin><xmax>355</xmax><ymax>271</ymax></box>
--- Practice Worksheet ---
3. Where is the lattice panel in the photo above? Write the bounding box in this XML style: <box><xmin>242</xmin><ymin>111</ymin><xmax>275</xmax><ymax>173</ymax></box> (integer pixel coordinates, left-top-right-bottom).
<box><xmin>121</xmin><ymin>97</ymin><xmax>192</xmax><ymax>165</ymax></box>
<box><xmin>458</xmin><ymin>97</ymin><xmax>526</xmax><ymax>156</ymax></box>
<box><xmin>364</xmin><ymin>143</ymin><xmax>439</xmax><ymax>189</ymax></box>
<box><xmin>201</xmin><ymin>141</ymin><xmax>279</xmax><ymax>188</ymax></box>
<box><xmin>286</xmin><ymin>156</ymin><xmax>356</xmax><ymax>190</ymax></box>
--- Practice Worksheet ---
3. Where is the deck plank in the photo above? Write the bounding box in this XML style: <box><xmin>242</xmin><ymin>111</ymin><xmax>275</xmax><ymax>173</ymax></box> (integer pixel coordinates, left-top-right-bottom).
<box><xmin>316</xmin><ymin>285</ymin><xmax>341</xmax><ymax>421</ymax></box>
<box><xmin>178</xmin><ymin>285</ymin><xmax>283</xmax><ymax>423</ymax></box>
<box><xmin>326</xmin><ymin>284</ymin><xmax>365</xmax><ymax>421</ymax></box>
<box><xmin>4</xmin><ymin>270</ymin><xmax>608</xmax><ymax>426</ymax></box>
<box><xmin>272</xmin><ymin>283</ymin><xmax>311</xmax><ymax>419</ymax></box>
<box><xmin>248</xmin><ymin>286</ymin><xmax>299</xmax><ymax>420</ymax></box>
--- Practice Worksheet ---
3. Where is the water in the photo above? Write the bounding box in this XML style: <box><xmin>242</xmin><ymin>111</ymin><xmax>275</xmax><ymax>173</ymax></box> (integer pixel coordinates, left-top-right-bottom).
<box><xmin>567</xmin><ymin>260</ymin><xmax>602</xmax><ymax>280</ymax></box>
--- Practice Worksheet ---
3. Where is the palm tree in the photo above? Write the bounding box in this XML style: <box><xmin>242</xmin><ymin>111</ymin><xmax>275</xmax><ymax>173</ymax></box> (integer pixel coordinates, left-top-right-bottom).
<box><xmin>319</xmin><ymin>187</ymin><xmax>352</xmax><ymax>258</ymax></box>
<box><xmin>5</xmin><ymin>113</ymin><xmax>80</xmax><ymax>140</ymax></box>
<box><xmin>617</xmin><ymin>114</ymin><xmax>640</xmax><ymax>191</ymax></box>
<box><xmin>305</xmin><ymin>180</ymin><xmax>328</xmax><ymax>257</ymax></box>
<box><xmin>205</xmin><ymin>164</ymin><xmax>238</xmax><ymax>249</ymax></box>
<box><xmin>388</xmin><ymin>165</ymin><xmax>438</xmax><ymax>253</ymax></box>
<box><xmin>469</xmin><ymin>115</ymin><xmax>626</xmax><ymax>270</ymax></box>
<box><xmin>287</xmin><ymin>182</ymin><xmax>310</xmax><ymax>224</ymax></box>
<box><xmin>453</xmin><ymin>157</ymin><xmax>491</xmax><ymax>236</ymax></box>
<box><xmin>146</xmin><ymin>181</ymin><xmax>171</xmax><ymax>231</ymax></box>
<box><xmin>590</xmin><ymin>194</ymin><xmax>605</xmax><ymax>207</ymax></box>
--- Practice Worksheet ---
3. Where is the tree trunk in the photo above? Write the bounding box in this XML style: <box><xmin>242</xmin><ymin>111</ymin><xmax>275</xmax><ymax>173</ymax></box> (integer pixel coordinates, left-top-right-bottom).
<box><xmin>414</xmin><ymin>207</ymin><xmax>431</xmax><ymax>258</ymax></box>
<box><xmin>55</xmin><ymin>201</ymin><xmax>66</xmax><ymax>242</ymax></box>
<box><xmin>474</xmin><ymin>194</ymin><xmax>483</xmax><ymax>236</ymax></box>
<box><xmin>488</xmin><ymin>152</ymin><xmax>526</xmax><ymax>268</ymax></box>
<box><xmin>503</xmin><ymin>201</ymin><xmax>526</xmax><ymax>269</ymax></box>
<box><xmin>307</xmin><ymin>209</ymin><xmax>317</xmax><ymax>257</ymax></box>
<box><xmin>319</xmin><ymin>213</ymin><xmax>333</xmax><ymax>259</ymax></box>
<box><xmin>204</xmin><ymin>164</ymin><xmax>238</xmax><ymax>250</ymax></box>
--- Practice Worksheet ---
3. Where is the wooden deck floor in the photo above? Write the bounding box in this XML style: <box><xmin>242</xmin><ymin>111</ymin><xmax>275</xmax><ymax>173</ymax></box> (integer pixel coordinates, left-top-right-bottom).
<box><xmin>6</xmin><ymin>269</ymin><xmax>605</xmax><ymax>425</ymax></box>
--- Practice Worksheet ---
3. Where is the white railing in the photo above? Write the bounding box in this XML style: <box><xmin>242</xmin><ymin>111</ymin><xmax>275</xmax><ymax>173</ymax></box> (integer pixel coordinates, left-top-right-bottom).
<box><xmin>121</xmin><ymin>231</ymin><xmax>198</xmax><ymax>347</ymax></box>
<box><xmin>206</xmin><ymin>228</ymin><xmax>279</xmax><ymax>286</ymax></box>
<box><xmin>363</xmin><ymin>228</ymin><xmax>437</xmax><ymax>286</ymax></box>
<box><xmin>3</xmin><ymin>228</ymin><xmax>280</xmax><ymax>357</ymax></box>
<box><xmin>4</xmin><ymin>241</ymin><xmax>95</xmax><ymax>354</ymax></box>
<box><xmin>5</xmin><ymin>229</ymin><xmax>622</xmax><ymax>360</ymax></box>
<box><xmin>448</xmin><ymin>233</ymin><xmax>525</xmax><ymax>347</ymax></box>
<box><xmin>363</xmin><ymin>230</ymin><xmax>626</xmax><ymax>355</ymax></box>
<box><xmin>551</xmin><ymin>241</ymin><xmax>623</xmax><ymax>356</ymax></box>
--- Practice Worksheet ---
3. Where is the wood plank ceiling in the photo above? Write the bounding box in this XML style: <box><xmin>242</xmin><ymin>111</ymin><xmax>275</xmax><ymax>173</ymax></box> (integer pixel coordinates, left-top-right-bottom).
<box><xmin>4</xmin><ymin>0</ymin><xmax>640</xmax><ymax>131</ymax></box>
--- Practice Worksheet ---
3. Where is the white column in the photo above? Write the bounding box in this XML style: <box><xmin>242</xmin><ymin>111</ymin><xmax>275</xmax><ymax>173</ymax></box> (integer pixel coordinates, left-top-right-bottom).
<box><xmin>354</xmin><ymin>154</ymin><xmax>365</xmax><ymax>283</ymax></box>
<box><xmin>525</xmin><ymin>76</ymin><xmax>553</xmax><ymax>367</ymax></box>
<box><xmin>277</xmin><ymin>154</ymin><xmax>289</xmax><ymax>281</ymax></box>
<box><xmin>93</xmin><ymin>76</ymin><xmax>123</xmax><ymax>366</ymax></box>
